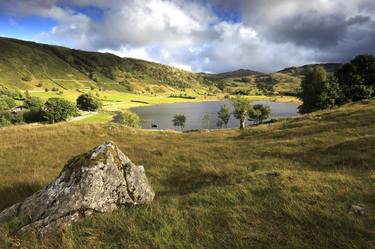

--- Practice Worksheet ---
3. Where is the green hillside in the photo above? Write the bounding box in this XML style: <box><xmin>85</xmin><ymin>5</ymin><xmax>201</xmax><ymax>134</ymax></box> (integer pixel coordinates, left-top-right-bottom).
<box><xmin>0</xmin><ymin>37</ymin><xmax>211</xmax><ymax>94</ymax></box>
<box><xmin>204</xmin><ymin>63</ymin><xmax>342</xmax><ymax>96</ymax></box>
<box><xmin>0</xmin><ymin>99</ymin><xmax>374</xmax><ymax>248</ymax></box>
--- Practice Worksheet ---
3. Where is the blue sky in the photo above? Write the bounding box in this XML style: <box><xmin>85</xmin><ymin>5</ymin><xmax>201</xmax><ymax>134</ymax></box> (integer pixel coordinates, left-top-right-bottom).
<box><xmin>0</xmin><ymin>0</ymin><xmax>374</xmax><ymax>73</ymax></box>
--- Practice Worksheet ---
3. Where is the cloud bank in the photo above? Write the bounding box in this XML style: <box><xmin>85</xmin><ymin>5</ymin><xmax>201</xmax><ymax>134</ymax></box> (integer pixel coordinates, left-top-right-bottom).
<box><xmin>1</xmin><ymin>0</ymin><xmax>375</xmax><ymax>72</ymax></box>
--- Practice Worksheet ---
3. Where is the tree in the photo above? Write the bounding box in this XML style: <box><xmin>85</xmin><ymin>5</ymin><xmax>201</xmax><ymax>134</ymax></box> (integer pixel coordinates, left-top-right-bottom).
<box><xmin>114</xmin><ymin>111</ymin><xmax>141</xmax><ymax>128</ymax></box>
<box><xmin>24</xmin><ymin>97</ymin><xmax>44</xmax><ymax>109</ymax></box>
<box><xmin>248</xmin><ymin>104</ymin><xmax>271</xmax><ymax>124</ymax></box>
<box><xmin>76</xmin><ymin>93</ymin><xmax>102</xmax><ymax>111</ymax></box>
<box><xmin>42</xmin><ymin>98</ymin><xmax>77</xmax><ymax>124</ymax></box>
<box><xmin>298</xmin><ymin>66</ymin><xmax>340</xmax><ymax>113</ymax></box>
<box><xmin>0</xmin><ymin>95</ymin><xmax>16</xmax><ymax>111</ymax></box>
<box><xmin>232</xmin><ymin>96</ymin><xmax>250</xmax><ymax>129</ymax></box>
<box><xmin>23</xmin><ymin>97</ymin><xmax>45</xmax><ymax>123</ymax></box>
<box><xmin>203</xmin><ymin>113</ymin><xmax>211</xmax><ymax>129</ymax></box>
<box><xmin>336</xmin><ymin>54</ymin><xmax>375</xmax><ymax>101</ymax></box>
<box><xmin>172</xmin><ymin>114</ymin><xmax>186</xmax><ymax>131</ymax></box>
<box><xmin>217</xmin><ymin>104</ymin><xmax>231</xmax><ymax>128</ymax></box>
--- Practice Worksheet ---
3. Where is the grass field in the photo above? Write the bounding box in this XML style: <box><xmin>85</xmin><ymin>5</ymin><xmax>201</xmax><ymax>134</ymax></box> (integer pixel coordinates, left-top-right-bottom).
<box><xmin>0</xmin><ymin>100</ymin><xmax>374</xmax><ymax>248</ymax></box>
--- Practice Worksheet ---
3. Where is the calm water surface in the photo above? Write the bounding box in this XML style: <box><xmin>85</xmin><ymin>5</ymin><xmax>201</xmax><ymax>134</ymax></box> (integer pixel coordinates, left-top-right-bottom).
<box><xmin>130</xmin><ymin>100</ymin><xmax>299</xmax><ymax>130</ymax></box>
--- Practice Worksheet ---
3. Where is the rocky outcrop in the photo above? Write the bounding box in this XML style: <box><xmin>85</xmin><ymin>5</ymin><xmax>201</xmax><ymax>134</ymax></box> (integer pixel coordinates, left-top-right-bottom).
<box><xmin>0</xmin><ymin>142</ymin><xmax>155</xmax><ymax>235</ymax></box>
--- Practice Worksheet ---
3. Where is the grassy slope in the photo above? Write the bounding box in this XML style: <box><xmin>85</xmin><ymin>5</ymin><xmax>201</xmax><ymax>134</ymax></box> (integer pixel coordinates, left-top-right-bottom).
<box><xmin>0</xmin><ymin>100</ymin><xmax>374</xmax><ymax>248</ymax></box>
<box><xmin>0</xmin><ymin>37</ymin><xmax>210</xmax><ymax>94</ymax></box>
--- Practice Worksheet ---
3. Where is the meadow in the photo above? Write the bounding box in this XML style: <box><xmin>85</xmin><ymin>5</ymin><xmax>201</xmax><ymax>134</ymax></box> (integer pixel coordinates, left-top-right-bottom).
<box><xmin>0</xmin><ymin>99</ymin><xmax>373</xmax><ymax>248</ymax></box>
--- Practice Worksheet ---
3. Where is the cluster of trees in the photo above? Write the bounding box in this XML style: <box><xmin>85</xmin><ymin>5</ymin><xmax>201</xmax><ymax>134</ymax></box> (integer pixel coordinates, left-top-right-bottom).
<box><xmin>0</xmin><ymin>91</ymin><xmax>103</xmax><ymax>127</ymax></box>
<box><xmin>172</xmin><ymin>96</ymin><xmax>271</xmax><ymax>131</ymax></box>
<box><xmin>299</xmin><ymin>54</ymin><xmax>375</xmax><ymax>113</ymax></box>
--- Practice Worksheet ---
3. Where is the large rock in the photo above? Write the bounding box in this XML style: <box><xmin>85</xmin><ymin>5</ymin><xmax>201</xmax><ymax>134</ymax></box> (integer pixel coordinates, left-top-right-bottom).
<box><xmin>0</xmin><ymin>142</ymin><xmax>155</xmax><ymax>235</ymax></box>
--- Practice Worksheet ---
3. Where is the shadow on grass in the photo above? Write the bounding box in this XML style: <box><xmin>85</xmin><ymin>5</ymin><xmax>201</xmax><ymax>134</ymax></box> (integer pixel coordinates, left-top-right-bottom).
<box><xmin>162</xmin><ymin>168</ymin><xmax>231</xmax><ymax>196</ymax></box>
<box><xmin>0</xmin><ymin>182</ymin><xmax>43</xmax><ymax>211</ymax></box>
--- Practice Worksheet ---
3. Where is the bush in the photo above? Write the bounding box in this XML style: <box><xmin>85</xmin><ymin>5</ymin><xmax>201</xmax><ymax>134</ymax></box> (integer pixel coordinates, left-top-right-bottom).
<box><xmin>42</xmin><ymin>98</ymin><xmax>77</xmax><ymax>124</ymax></box>
<box><xmin>172</xmin><ymin>114</ymin><xmax>186</xmax><ymax>131</ymax></box>
<box><xmin>114</xmin><ymin>111</ymin><xmax>141</xmax><ymax>128</ymax></box>
<box><xmin>0</xmin><ymin>111</ymin><xmax>24</xmax><ymax>125</ymax></box>
<box><xmin>0</xmin><ymin>86</ymin><xmax>23</xmax><ymax>100</ymax></box>
<box><xmin>0</xmin><ymin>95</ymin><xmax>16</xmax><ymax>111</ymax></box>
<box><xmin>51</xmin><ymin>87</ymin><xmax>59</xmax><ymax>92</ymax></box>
<box><xmin>76</xmin><ymin>93</ymin><xmax>102</xmax><ymax>111</ymax></box>
<box><xmin>23</xmin><ymin>108</ymin><xmax>45</xmax><ymax>123</ymax></box>
<box><xmin>248</xmin><ymin>104</ymin><xmax>271</xmax><ymax>123</ymax></box>
<box><xmin>0</xmin><ymin>116</ymin><xmax>11</xmax><ymax>127</ymax></box>
<box><xmin>24</xmin><ymin>97</ymin><xmax>44</xmax><ymax>109</ymax></box>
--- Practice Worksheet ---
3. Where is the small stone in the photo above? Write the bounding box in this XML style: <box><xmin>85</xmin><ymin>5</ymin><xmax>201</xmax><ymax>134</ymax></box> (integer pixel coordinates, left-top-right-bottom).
<box><xmin>350</xmin><ymin>204</ymin><xmax>365</xmax><ymax>215</ymax></box>
<box><xmin>0</xmin><ymin>142</ymin><xmax>155</xmax><ymax>235</ymax></box>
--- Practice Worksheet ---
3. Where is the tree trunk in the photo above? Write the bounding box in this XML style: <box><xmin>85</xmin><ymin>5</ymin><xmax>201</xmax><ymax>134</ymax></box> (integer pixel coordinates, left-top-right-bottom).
<box><xmin>240</xmin><ymin>118</ymin><xmax>245</xmax><ymax>129</ymax></box>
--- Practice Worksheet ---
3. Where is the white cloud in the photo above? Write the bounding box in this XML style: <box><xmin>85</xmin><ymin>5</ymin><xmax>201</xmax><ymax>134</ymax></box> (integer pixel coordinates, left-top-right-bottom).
<box><xmin>99</xmin><ymin>46</ymin><xmax>154</xmax><ymax>61</ymax></box>
<box><xmin>2</xmin><ymin>0</ymin><xmax>375</xmax><ymax>72</ymax></box>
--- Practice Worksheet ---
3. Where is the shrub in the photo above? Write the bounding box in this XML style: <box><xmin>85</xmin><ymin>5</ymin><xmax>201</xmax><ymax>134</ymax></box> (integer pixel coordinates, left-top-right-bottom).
<box><xmin>217</xmin><ymin>104</ymin><xmax>231</xmax><ymax>128</ymax></box>
<box><xmin>172</xmin><ymin>114</ymin><xmax>186</xmax><ymax>131</ymax></box>
<box><xmin>114</xmin><ymin>111</ymin><xmax>141</xmax><ymax>128</ymax></box>
<box><xmin>0</xmin><ymin>95</ymin><xmax>16</xmax><ymax>111</ymax></box>
<box><xmin>76</xmin><ymin>93</ymin><xmax>102</xmax><ymax>111</ymax></box>
<box><xmin>0</xmin><ymin>111</ymin><xmax>24</xmax><ymax>125</ymax></box>
<box><xmin>22</xmin><ymin>73</ymin><xmax>32</xmax><ymax>81</ymax></box>
<box><xmin>24</xmin><ymin>97</ymin><xmax>44</xmax><ymax>109</ymax></box>
<box><xmin>42</xmin><ymin>98</ymin><xmax>77</xmax><ymax>124</ymax></box>
<box><xmin>0</xmin><ymin>116</ymin><xmax>11</xmax><ymax>127</ymax></box>
<box><xmin>23</xmin><ymin>108</ymin><xmax>45</xmax><ymax>123</ymax></box>
<box><xmin>51</xmin><ymin>87</ymin><xmax>59</xmax><ymax>92</ymax></box>
<box><xmin>248</xmin><ymin>104</ymin><xmax>271</xmax><ymax>124</ymax></box>
<box><xmin>0</xmin><ymin>86</ymin><xmax>23</xmax><ymax>100</ymax></box>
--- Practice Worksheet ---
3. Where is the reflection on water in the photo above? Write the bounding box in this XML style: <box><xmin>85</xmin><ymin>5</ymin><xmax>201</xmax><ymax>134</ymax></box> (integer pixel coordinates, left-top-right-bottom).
<box><xmin>130</xmin><ymin>100</ymin><xmax>300</xmax><ymax>130</ymax></box>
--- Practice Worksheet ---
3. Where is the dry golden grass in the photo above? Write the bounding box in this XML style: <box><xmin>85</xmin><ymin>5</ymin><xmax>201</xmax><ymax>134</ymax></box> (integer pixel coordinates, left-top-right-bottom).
<box><xmin>0</xmin><ymin>100</ymin><xmax>374</xmax><ymax>248</ymax></box>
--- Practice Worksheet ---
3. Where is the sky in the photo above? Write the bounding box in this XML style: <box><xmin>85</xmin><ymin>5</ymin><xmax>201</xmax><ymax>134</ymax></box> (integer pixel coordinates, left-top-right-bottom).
<box><xmin>0</xmin><ymin>0</ymin><xmax>375</xmax><ymax>73</ymax></box>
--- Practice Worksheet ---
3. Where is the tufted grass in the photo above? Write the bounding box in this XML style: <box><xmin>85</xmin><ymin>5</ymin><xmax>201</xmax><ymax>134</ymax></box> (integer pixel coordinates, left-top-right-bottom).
<box><xmin>0</xmin><ymin>100</ymin><xmax>374</xmax><ymax>248</ymax></box>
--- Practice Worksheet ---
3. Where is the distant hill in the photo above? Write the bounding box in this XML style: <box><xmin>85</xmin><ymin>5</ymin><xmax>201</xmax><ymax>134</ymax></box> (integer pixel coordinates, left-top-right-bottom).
<box><xmin>278</xmin><ymin>63</ymin><xmax>342</xmax><ymax>76</ymax></box>
<box><xmin>202</xmin><ymin>63</ymin><xmax>342</xmax><ymax>96</ymax></box>
<box><xmin>0</xmin><ymin>37</ymin><xmax>211</xmax><ymax>94</ymax></box>
<box><xmin>200</xmin><ymin>69</ymin><xmax>263</xmax><ymax>81</ymax></box>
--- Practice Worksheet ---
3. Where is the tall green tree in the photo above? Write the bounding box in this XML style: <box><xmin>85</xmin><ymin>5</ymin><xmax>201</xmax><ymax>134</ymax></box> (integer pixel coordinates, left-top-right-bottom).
<box><xmin>336</xmin><ymin>54</ymin><xmax>375</xmax><ymax>101</ymax></box>
<box><xmin>43</xmin><ymin>98</ymin><xmax>77</xmax><ymax>124</ymax></box>
<box><xmin>172</xmin><ymin>114</ymin><xmax>186</xmax><ymax>131</ymax></box>
<box><xmin>232</xmin><ymin>96</ymin><xmax>250</xmax><ymax>129</ymax></box>
<box><xmin>299</xmin><ymin>66</ymin><xmax>340</xmax><ymax>113</ymax></box>
<box><xmin>249</xmin><ymin>104</ymin><xmax>271</xmax><ymax>124</ymax></box>
<box><xmin>217</xmin><ymin>104</ymin><xmax>231</xmax><ymax>128</ymax></box>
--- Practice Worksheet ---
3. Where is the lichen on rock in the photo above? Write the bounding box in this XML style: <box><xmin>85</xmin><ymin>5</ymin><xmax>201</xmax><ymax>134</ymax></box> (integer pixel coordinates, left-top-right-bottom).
<box><xmin>0</xmin><ymin>141</ymin><xmax>155</xmax><ymax>235</ymax></box>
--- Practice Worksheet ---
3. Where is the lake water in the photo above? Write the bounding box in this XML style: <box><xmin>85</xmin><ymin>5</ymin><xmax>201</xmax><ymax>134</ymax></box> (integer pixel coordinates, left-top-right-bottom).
<box><xmin>130</xmin><ymin>100</ymin><xmax>300</xmax><ymax>130</ymax></box>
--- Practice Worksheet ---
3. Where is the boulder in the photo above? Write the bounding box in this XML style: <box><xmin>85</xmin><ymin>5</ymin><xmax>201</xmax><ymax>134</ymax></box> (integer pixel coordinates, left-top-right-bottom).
<box><xmin>0</xmin><ymin>142</ymin><xmax>155</xmax><ymax>235</ymax></box>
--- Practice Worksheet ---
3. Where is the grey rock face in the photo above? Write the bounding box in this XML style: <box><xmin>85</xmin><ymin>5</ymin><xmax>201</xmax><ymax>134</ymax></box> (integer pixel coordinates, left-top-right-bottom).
<box><xmin>0</xmin><ymin>142</ymin><xmax>155</xmax><ymax>235</ymax></box>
